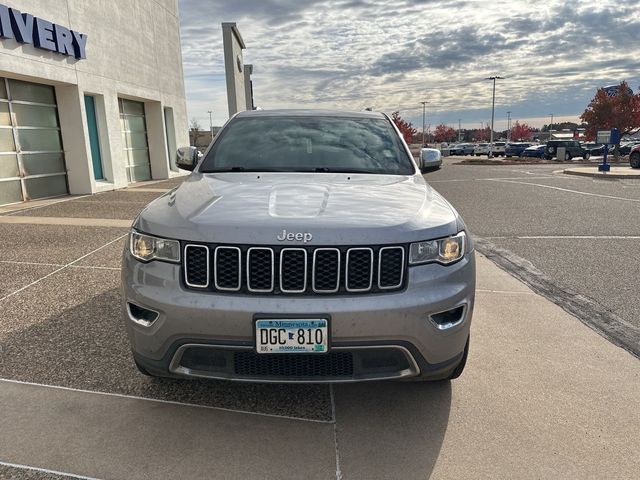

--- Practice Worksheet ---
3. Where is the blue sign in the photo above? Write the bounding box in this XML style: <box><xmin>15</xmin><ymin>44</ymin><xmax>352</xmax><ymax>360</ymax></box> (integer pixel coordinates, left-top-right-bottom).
<box><xmin>596</xmin><ymin>128</ymin><xmax>621</xmax><ymax>145</ymax></box>
<box><xmin>0</xmin><ymin>4</ymin><xmax>87</xmax><ymax>59</ymax></box>
<box><xmin>602</xmin><ymin>85</ymin><xmax>633</xmax><ymax>97</ymax></box>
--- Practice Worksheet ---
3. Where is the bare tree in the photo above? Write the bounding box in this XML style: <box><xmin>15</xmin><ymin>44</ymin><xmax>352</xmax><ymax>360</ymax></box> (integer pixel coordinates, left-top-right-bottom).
<box><xmin>189</xmin><ymin>117</ymin><xmax>203</xmax><ymax>146</ymax></box>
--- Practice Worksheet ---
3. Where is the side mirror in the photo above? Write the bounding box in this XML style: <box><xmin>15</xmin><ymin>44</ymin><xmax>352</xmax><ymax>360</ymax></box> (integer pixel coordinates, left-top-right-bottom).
<box><xmin>176</xmin><ymin>146</ymin><xmax>199</xmax><ymax>171</ymax></box>
<box><xmin>419</xmin><ymin>148</ymin><xmax>442</xmax><ymax>172</ymax></box>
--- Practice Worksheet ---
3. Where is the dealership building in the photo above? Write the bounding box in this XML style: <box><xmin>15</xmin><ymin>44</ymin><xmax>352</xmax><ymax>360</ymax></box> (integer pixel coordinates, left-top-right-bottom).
<box><xmin>0</xmin><ymin>0</ymin><xmax>189</xmax><ymax>206</ymax></box>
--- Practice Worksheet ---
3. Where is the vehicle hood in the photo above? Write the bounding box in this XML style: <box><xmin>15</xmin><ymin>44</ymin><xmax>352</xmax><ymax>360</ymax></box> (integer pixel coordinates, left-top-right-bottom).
<box><xmin>135</xmin><ymin>172</ymin><xmax>462</xmax><ymax>245</ymax></box>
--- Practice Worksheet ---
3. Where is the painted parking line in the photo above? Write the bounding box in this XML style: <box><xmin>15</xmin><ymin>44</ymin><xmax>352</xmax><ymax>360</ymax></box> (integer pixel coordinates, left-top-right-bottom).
<box><xmin>486</xmin><ymin>178</ymin><xmax>640</xmax><ymax>202</ymax></box>
<box><xmin>476</xmin><ymin>288</ymin><xmax>535</xmax><ymax>295</ymax></box>
<box><xmin>0</xmin><ymin>461</ymin><xmax>102</xmax><ymax>480</ymax></box>
<box><xmin>0</xmin><ymin>378</ymin><xmax>333</xmax><ymax>424</ymax></box>
<box><xmin>0</xmin><ymin>260</ymin><xmax>120</xmax><ymax>271</ymax></box>
<box><xmin>486</xmin><ymin>235</ymin><xmax>640</xmax><ymax>240</ymax></box>
<box><xmin>0</xmin><ymin>216</ymin><xmax>132</xmax><ymax>228</ymax></box>
<box><xmin>0</xmin><ymin>233</ymin><xmax>128</xmax><ymax>303</ymax></box>
<box><xmin>122</xmin><ymin>188</ymin><xmax>172</xmax><ymax>193</ymax></box>
<box><xmin>428</xmin><ymin>176</ymin><xmax>558</xmax><ymax>184</ymax></box>
<box><xmin>0</xmin><ymin>195</ymin><xmax>91</xmax><ymax>216</ymax></box>
<box><xmin>329</xmin><ymin>385</ymin><xmax>342</xmax><ymax>480</ymax></box>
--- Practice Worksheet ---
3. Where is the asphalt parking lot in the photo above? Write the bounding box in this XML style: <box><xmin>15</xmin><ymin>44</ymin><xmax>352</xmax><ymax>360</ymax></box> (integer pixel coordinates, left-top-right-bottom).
<box><xmin>428</xmin><ymin>157</ymin><xmax>640</xmax><ymax>357</ymax></box>
<box><xmin>1</xmin><ymin>171</ymin><xmax>639</xmax><ymax>479</ymax></box>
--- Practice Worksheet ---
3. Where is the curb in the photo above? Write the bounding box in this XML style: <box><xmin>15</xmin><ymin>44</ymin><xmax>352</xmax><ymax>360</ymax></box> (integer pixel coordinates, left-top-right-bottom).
<box><xmin>476</xmin><ymin>238</ymin><xmax>640</xmax><ymax>360</ymax></box>
<box><xmin>563</xmin><ymin>168</ymin><xmax>640</xmax><ymax>180</ymax></box>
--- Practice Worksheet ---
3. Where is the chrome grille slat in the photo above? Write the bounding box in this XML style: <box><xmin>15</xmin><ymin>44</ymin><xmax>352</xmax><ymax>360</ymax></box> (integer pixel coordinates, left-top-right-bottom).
<box><xmin>185</xmin><ymin>244</ymin><xmax>405</xmax><ymax>294</ymax></box>
<box><xmin>184</xmin><ymin>244</ymin><xmax>209</xmax><ymax>288</ymax></box>
<box><xmin>280</xmin><ymin>248</ymin><xmax>307</xmax><ymax>293</ymax></box>
<box><xmin>214</xmin><ymin>246</ymin><xmax>241</xmax><ymax>291</ymax></box>
<box><xmin>247</xmin><ymin>247</ymin><xmax>274</xmax><ymax>292</ymax></box>
<box><xmin>378</xmin><ymin>246</ymin><xmax>405</xmax><ymax>289</ymax></box>
<box><xmin>345</xmin><ymin>248</ymin><xmax>374</xmax><ymax>292</ymax></box>
<box><xmin>312</xmin><ymin>248</ymin><xmax>341</xmax><ymax>293</ymax></box>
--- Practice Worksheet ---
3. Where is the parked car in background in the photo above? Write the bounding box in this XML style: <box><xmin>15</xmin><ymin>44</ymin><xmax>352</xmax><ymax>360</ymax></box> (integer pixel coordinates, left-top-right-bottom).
<box><xmin>619</xmin><ymin>141</ymin><xmax>640</xmax><ymax>156</ymax></box>
<box><xmin>585</xmin><ymin>143</ymin><xmax>605</xmax><ymax>156</ymax></box>
<box><xmin>449</xmin><ymin>144</ymin><xmax>464</xmax><ymax>155</ymax></box>
<box><xmin>450</xmin><ymin>143</ymin><xmax>474</xmax><ymax>155</ymax></box>
<box><xmin>489</xmin><ymin>142</ymin><xmax>506</xmax><ymax>157</ymax></box>
<box><xmin>630</xmin><ymin>144</ymin><xmax>640</xmax><ymax>168</ymax></box>
<box><xmin>521</xmin><ymin>145</ymin><xmax>546</xmax><ymax>158</ymax></box>
<box><xmin>473</xmin><ymin>143</ymin><xmax>490</xmax><ymax>156</ymax></box>
<box><xmin>461</xmin><ymin>143</ymin><xmax>475</xmax><ymax>155</ymax></box>
<box><xmin>505</xmin><ymin>143</ymin><xmax>532</xmax><ymax>157</ymax></box>
<box><xmin>544</xmin><ymin>140</ymin><xmax>590</xmax><ymax>160</ymax></box>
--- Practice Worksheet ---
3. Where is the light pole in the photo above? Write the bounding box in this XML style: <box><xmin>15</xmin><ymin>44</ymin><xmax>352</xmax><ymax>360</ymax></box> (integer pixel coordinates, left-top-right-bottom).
<box><xmin>421</xmin><ymin>101</ymin><xmax>428</xmax><ymax>146</ymax></box>
<box><xmin>207</xmin><ymin>110</ymin><xmax>213</xmax><ymax>136</ymax></box>
<box><xmin>458</xmin><ymin>119</ymin><xmax>462</xmax><ymax>142</ymax></box>
<box><xmin>506</xmin><ymin>111</ymin><xmax>511</xmax><ymax>142</ymax></box>
<box><xmin>548</xmin><ymin>113</ymin><xmax>554</xmax><ymax>140</ymax></box>
<box><xmin>485</xmin><ymin>76</ymin><xmax>503</xmax><ymax>156</ymax></box>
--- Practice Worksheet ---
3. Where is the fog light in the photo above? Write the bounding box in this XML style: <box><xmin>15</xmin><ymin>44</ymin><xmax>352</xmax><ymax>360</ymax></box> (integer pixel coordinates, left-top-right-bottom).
<box><xmin>430</xmin><ymin>305</ymin><xmax>465</xmax><ymax>330</ymax></box>
<box><xmin>127</xmin><ymin>302</ymin><xmax>159</xmax><ymax>327</ymax></box>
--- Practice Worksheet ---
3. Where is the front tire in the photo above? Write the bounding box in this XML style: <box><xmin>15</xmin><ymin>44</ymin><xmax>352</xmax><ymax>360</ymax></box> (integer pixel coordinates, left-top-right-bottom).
<box><xmin>631</xmin><ymin>152</ymin><xmax>640</xmax><ymax>168</ymax></box>
<box><xmin>584</xmin><ymin>151</ymin><xmax>591</xmax><ymax>160</ymax></box>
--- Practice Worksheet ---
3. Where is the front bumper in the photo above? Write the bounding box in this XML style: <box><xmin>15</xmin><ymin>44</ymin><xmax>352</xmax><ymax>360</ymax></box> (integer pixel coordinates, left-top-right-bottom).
<box><xmin>122</xmin><ymin>250</ymin><xmax>475</xmax><ymax>382</ymax></box>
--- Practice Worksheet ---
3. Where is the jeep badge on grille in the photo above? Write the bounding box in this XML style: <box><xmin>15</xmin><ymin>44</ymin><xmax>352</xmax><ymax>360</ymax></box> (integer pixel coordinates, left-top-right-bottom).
<box><xmin>277</xmin><ymin>229</ymin><xmax>313</xmax><ymax>243</ymax></box>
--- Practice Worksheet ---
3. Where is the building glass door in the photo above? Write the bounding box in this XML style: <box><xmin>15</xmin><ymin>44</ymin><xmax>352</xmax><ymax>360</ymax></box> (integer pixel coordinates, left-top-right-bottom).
<box><xmin>84</xmin><ymin>95</ymin><xmax>104</xmax><ymax>180</ymax></box>
<box><xmin>0</xmin><ymin>77</ymin><xmax>68</xmax><ymax>206</ymax></box>
<box><xmin>119</xmin><ymin>98</ymin><xmax>151</xmax><ymax>182</ymax></box>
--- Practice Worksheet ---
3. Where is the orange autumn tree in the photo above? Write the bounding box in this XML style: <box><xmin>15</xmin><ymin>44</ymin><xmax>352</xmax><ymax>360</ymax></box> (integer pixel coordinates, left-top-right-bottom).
<box><xmin>434</xmin><ymin>124</ymin><xmax>457</xmax><ymax>143</ymax></box>
<box><xmin>391</xmin><ymin>111</ymin><xmax>418</xmax><ymax>144</ymax></box>
<box><xmin>510</xmin><ymin>121</ymin><xmax>533</xmax><ymax>141</ymax></box>
<box><xmin>580</xmin><ymin>81</ymin><xmax>640</xmax><ymax>159</ymax></box>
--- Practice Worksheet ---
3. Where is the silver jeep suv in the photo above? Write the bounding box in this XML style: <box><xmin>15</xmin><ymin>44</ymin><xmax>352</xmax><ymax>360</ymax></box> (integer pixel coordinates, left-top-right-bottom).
<box><xmin>122</xmin><ymin>110</ymin><xmax>475</xmax><ymax>383</ymax></box>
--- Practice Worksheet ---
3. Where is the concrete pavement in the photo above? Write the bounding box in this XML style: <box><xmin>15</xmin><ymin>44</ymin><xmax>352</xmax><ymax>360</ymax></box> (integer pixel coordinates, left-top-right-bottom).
<box><xmin>1</xmin><ymin>253</ymin><xmax>638</xmax><ymax>479</ymax></box>
<box><xmin>1</xmin><ymin>177</ymin><xmax>639</xmax><ymax>479</ymax></box>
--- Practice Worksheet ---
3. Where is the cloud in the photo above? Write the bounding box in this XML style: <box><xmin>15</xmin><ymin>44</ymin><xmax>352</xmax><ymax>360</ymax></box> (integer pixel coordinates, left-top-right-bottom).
<box><xmin>178</xmin><ymin>0</ymin><xmax>640</xmax><ymax>129</ymax></box>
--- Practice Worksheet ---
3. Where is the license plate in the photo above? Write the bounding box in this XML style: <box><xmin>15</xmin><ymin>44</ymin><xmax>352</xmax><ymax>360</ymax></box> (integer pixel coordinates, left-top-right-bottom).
<box><xmin>255</xmin><ymin>319</ymin><xmax>328</xmax><ymax>354</ymax></box>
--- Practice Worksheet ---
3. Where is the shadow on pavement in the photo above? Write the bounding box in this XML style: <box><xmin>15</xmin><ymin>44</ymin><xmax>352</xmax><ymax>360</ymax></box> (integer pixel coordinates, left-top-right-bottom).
<box><xmin>334</xmin><ymin>380</ymin><xmax>451</xmax><ymax>479</ymax></box>
<box><xmin>0</xmin><ymin>286</ymin><xmax>333</xmax><ymax>422</ymax></box>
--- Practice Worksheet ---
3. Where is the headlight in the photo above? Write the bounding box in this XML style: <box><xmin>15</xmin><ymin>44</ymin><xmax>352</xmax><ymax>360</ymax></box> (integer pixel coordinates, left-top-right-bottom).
<box><xmin>409</xmin><ymin>231</ymin><xmax>466</xmax><ymax>265</ymax></box>
<box><xmin>130</xmin><ymin>230</ymin><xmax>180</xmax><ymax>263</ymax></box>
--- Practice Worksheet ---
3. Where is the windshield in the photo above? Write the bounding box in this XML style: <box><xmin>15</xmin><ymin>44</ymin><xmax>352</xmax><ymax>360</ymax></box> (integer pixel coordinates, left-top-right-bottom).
<box><xmin>199</xmin><ymin>116</ymin><xmax>415</xmax><ymax>175</ymax></box>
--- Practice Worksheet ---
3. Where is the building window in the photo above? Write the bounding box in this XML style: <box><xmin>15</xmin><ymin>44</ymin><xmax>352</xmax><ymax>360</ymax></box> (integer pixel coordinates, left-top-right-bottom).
<box><xmin>0</xmin><ymin>77</ymin><xmax>67</xmax><ymax>206</ymax></box>
<box><xmin>119</xmin><ymin>98</ymin><xmax>151</xmax><ymax>182</ymax></box>
<box><xmin>84</xmin><ymin>95</ymin><xmax>104</xmax><ymax>180</ymax></box>
<box><xmin>164</xmin><ymin>107</ymin><xmax>177</xmax><ymax>172</ymax></box>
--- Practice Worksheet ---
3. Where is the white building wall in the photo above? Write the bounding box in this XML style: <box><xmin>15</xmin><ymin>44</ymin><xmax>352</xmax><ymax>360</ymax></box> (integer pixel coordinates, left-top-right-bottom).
<box><xmin>222</xmin><ymin>23</ymin><xmax>246</xmax><ymax>117</ymax></box>
<box><xmin>0</xmin><ymin>0</ymin><xmax>189</xmax><ymax>196</ymax></box>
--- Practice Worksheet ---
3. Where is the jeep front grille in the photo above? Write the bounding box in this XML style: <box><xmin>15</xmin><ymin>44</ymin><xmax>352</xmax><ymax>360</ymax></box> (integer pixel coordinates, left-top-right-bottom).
<box><xmin>183</xmin><ymin>244</ymin><xmax>406</xmax><ymax>295</ymax></box>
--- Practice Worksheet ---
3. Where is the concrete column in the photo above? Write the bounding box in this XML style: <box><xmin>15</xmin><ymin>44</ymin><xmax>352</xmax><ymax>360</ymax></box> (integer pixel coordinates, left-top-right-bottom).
<box><xmin>222</xmin><ymin>23</ymin><xmax>247</xmax><ymax>117</ymax></box>
<box><xmin>244</xmin><ymin>64</ymin><xmax>254</xmax><ymax>110</ymax></box>
<box><xmin>55</xmin><ymin>84</ymin><xmax>94</xmax><ymax>194</ymax></box>
<box><xmin>102</xmin><ymin>92</ymin><xmax>128</xmax><ymax>188</ymax></box>
<box><xmin>145</xmin><ymin>100</ymin><xmax>170</xmax><ymax>180</ymax></box>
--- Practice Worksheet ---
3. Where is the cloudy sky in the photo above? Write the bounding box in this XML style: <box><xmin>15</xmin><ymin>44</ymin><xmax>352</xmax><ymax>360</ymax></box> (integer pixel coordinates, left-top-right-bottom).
<box><xmin>178</xmin><ymin>0</ymin><xmax>640</xmax><ymax>131</ymax></box>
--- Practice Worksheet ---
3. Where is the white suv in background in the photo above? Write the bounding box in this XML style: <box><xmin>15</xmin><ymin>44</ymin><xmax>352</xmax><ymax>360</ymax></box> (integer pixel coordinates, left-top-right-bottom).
<box><xmin>489</xmin><ymin>142</ymin><xmax>506</xmax><ymax>157</ymax></box>
<box><xmin>473</xmin><ymin>143</ymin><xmax>489</xmax><ymax>156</ymax></box>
